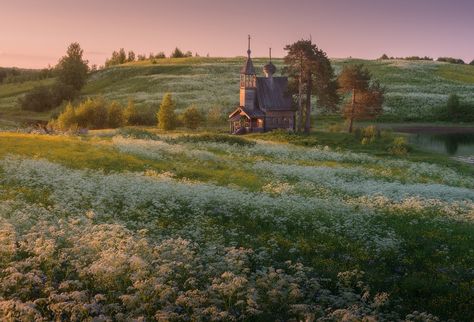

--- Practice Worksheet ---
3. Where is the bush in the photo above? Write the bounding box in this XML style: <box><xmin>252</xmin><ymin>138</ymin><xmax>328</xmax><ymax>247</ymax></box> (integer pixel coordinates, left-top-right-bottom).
<box><xmin>19</xmin><ymin>86</ymin><xmax>55</xmax><ymax>112</ymax></box>
<box><xmin>389</xmin><ymin>136</ymin><xmax>409</xmax><ymax>156</ymax></box>
<box><xmin>207</xmin><ymin>105</ymin><xmax>226</xmax><ymax>125</ymax></box>
<box><xmin>55</xmin><ymin>102</ymin><xmax>78</xmax><ymax>130</ymax></box>
<box><xmin>54</xmin><ymin>97</ymin><xmax>128</xmax><ymax>130</ymax></box>
<box><xmin>360</xmin><ymin>125</ymin><xmax>380</xmax><ymax>145</ymax></box>
<box><xmin>107</xmin><ymin>101</ymin><xmax>125</xmax><ymax>128</ymax></box>
<box><xmin>470</xmin><ymin>59</ymin><xmax>474</xmax><ymax>66</ymax></box>
<box><xmin>157</xmin><ymin>93</ymin><xmax>177</xmax><ymax>131</ymax></box>
<box><xmin>182</xmin><ymin>105</ymin><xmax>204</xmax><ymax>130</ymax></box>
<box><xmin>436</xmin><ymin>94</ymin><xmax>474</xmax><ymax>122</ymax></box>
<box><xmin>19</xmin><ymin>83</ymin><xmax>77</xmax><ymax>112</ymax></box>
<box><xmin>437</xmin><ymin>57</ymin><xmax>465</xmax><ymax>64</ymax></box>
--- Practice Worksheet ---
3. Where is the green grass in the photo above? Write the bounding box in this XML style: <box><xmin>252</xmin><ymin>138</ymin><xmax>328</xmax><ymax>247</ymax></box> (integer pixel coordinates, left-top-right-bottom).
<box><xmin>3</xmin><ymin>57</ymin><xmax>474</xmax><ymax>127</ymax></box>
<box><xmin>0</xmin><ymin>129</ymin><xmax>473</xmax><ymax>320</ymax></box>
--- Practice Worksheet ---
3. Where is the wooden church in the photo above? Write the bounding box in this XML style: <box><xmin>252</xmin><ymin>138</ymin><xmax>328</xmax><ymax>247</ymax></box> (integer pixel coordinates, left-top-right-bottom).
<box><xmin>229</xmin><ymin>36</ymin><xmax>296</xmax><ymax>134</ymax></box>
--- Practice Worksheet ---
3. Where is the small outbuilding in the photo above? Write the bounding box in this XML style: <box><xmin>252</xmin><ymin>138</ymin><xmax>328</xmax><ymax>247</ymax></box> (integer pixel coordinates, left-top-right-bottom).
<box><xmin>229</xmin><ymin>36</ymin><xmax>296</xmax><ymax>134</ymax></box>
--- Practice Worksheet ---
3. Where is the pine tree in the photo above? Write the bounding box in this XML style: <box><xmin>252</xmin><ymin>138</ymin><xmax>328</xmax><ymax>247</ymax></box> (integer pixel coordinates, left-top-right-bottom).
<box><xmin>284</xmin><ymin>39</ymin><xmax>339</xmax><ymax>133</ymax></box>
<box><xmin>157</xmin><ymin>93</ymin><xmax>177</xmax><ymax>130</ymax></box>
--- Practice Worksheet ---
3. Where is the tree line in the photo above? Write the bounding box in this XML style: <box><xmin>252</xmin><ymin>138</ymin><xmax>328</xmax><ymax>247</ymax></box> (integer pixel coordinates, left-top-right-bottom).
<box><xmin>104</xmin><ymin>47</ymin><xmax>197</xmax><ymax>67</ymax></box>
<box><xmin>379</xmin><ymin>53</ymin><xmax>474</xmax><ymax>65</ymax></box>
<box><xmin>51</xmin><ymin>94</ymin><xmax>218</xmax><ymax>131</ymax></box>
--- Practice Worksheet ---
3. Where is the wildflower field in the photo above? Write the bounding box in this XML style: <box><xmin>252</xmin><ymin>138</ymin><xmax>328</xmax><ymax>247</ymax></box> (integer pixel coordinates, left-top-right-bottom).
<box><xmin>2</xmin><ymin>57</ymin><xmax>474</xmax><ymax>126</ymax></box>
<box><xmin>0</xmin><ymin>129</ymin><xmax>473</xmax><ymax>321</ymax></box>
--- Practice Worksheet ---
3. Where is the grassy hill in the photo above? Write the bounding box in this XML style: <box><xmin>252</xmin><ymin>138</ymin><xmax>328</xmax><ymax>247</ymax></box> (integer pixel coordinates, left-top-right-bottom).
<box><xmin>2</xmin><ymin>57</ymin><xmax>474</xmax><ymax>126</ymax></box>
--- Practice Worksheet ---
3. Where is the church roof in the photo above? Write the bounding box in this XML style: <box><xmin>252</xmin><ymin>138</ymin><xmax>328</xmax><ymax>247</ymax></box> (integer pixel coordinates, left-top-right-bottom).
<box><xmin>256</xmin><ymin>77</ymin><xmax>295</xmax><ymax>111</ymax></box>
<box><xmin>240</xmin><ymin>57</ymin><xmax>256</xmax><ymax>75</ymax></box>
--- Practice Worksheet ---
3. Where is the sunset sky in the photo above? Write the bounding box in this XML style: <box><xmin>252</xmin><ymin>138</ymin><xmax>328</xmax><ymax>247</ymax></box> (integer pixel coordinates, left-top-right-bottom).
<box><xmin>1</xmin><ymin>0</ymin><xmax>473</xmax><ymax>68</ymax></box>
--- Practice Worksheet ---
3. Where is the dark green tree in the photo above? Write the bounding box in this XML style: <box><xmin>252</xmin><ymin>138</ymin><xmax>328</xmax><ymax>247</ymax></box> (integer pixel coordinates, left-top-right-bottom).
<box><xmin>56</xmin><ymin>42</ymin><xmax>89</xmax><ymax>91</ymax></box>
<box><xmin>127</xmin><ymin>51</ymin><xmax>136</xmax><ymax>62</ymax></box>
<box><xmin>171</xmin><ymin>48</ymin><xmax>185</xmax><ymax>58</ymax></box>
<box><xmin>284</xmin><ymin>39</ymin><xmax>339</xmax><ymax>133</ymax></box>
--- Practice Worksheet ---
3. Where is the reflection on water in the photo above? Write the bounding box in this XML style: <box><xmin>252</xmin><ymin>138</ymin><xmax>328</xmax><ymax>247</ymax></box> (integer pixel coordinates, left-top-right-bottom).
<box><xmin>409</xmin><ymin>132</ymin><xmax>474</xmax><ymax>156</ymax></box>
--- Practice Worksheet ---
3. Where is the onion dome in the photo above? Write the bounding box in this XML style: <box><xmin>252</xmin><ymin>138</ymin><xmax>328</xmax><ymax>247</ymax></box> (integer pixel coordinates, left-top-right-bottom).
<box><xmin>263</xmin><ymin>61</ymin><xmax>276</xmax><ymax>77</ymax></box>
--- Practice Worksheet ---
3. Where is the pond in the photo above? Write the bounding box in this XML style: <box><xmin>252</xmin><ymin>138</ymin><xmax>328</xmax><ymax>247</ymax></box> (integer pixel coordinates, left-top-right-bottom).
<box><xmin>408</xmin><ymin>132</ymin><xmax>474</xmax><ymax>156</ymax></box>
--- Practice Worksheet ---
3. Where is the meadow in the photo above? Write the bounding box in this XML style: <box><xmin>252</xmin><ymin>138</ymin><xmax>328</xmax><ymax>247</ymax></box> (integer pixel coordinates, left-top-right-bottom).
<box><xmin>2</xmin><ymin>57</ymin><xmax>474</xmax><ymax>127</ymax></box>
<box><xmin>0</xmin><ymin>128</ymin><xmax>473</xmax><ymax>320</ymax></box>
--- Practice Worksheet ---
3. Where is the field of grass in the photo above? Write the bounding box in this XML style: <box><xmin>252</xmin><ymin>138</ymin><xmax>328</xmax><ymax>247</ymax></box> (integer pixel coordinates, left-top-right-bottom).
<box><xmin>2</xmin><ymin>57</ymin><xmax>474</xmax><ymax>127</ymax></box>
<box><xmin>0</xmin><ymin>128</ymin><xmax>473</xmax><ymax>320</ymax></box>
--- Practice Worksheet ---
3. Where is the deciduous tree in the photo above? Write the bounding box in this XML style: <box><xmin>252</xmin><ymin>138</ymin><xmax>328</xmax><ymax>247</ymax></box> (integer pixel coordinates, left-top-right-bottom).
<box><xmin>338</xmin><ymin>64</ymin><xmax>385</xmax><ymax>132</ymax></box>
<box><xmin>56</xmin><ymin>42</ymin><xmax>89</xmax><ymax>91</ymax></box>
<box><xmin>182</xmin><ymin>105</ymin><xmax>203</xmax><ymax>129</ymax></box>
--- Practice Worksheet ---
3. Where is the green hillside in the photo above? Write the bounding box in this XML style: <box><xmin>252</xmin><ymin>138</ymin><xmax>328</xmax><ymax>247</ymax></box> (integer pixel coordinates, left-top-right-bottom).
<box><xmin>2</xmin><ymin>57</ymin><xmax>474</xmax><ymax>126</ymax></box>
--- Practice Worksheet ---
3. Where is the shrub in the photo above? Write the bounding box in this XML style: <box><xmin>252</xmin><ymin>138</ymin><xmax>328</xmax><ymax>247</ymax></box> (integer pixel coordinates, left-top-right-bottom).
<box><xmin>437</xmin><ymin>57</ymin><xmax>465</xmax><ymax>64</ymax></box>
<box><xmin>447</xmin><ymin>94</ymin><xmax>461</xmax><ymax>117</ymax></box>
<box><xmin>124</xmin><ymin>99</ymin><xmax>141</xmax><ymax>126</ymax></box>
<box><xmin>207</xmin><ymin>105</ymin><xmax>225</xmax><ymax>125</ymax></box>
<box><xmin>54</xmin><ymin>97</ymin><xmax>128</xmax><ymax>130</ymax></box>
<box><xmin>360</xmin><ymin>125</ymin><xmax>379</xmax><ymax>145</ymax></box>
<box><xmin>157</xmin><ymin>93</ymin><xmax>177</xmax><ymax>131</ymax></box>
<box><xmin>74</xmin><ymin>97</ymin><xmax>108</xmax><ymax>129</ymax></box>
<box><xmin>19</xmin><ymin>86</ymin><xmax>54</xmax><ymax>112</ymax></box>
<box><xmin>470</xmin><ymin>59</ymin><xmax>474</xmax><ymax>66</ymax></box>
<box><xmin>389</xmin><ymin>136</ymin><xmax>409</xmax><ymax>156</ymax></box>
<box><xmin>55</xmin><ymin>102</ymin><xmax>78</xmax><ymax>130</ymax></box>
<box><xmin>107</xmin><ymin>101</ymin><xmax>125</xmax><ymax>128</ymax></box>
<box><xmin>19</xmin><ymin>83</ymin><xmax>77</xmax><ymax>112</ymax></box>
<box><xmin>182</xmin><ymin>105</ymin><xmax>204</xmax><ymax>130</ymax></box>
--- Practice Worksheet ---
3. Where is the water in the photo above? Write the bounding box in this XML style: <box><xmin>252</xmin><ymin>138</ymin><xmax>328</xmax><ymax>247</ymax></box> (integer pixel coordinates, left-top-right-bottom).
<box><xmin>409</xmin><ymin>132</ymin><xmax>474</xmax><ymax>156</ymax></box>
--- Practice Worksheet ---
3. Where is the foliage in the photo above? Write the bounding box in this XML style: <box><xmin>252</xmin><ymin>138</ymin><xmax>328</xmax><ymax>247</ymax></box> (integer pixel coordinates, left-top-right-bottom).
<box><xmin>56</xmin><ymin>42</ymin><xmax>89</xmax><ymax>91</ymax></box>
<box><xmin>157</xmin><ymin>93</ymin><xmax>177</xmax><ymax>130</ymax></box>
<box><xmin>437</xmin><ymin>57</ymin><xmax>465</xmax><ymax>64</ymax></box>
<box><xmin>388</xmin><ymin>136</ymin><xmax>410</xmax><ymax>156</ymax></box>
<box><xmin>170</xmin><ymin>47</ymin><xmax>192</xmax><ymax>58</ymax></box>
<box><xmin>182</xmin><ymin>105</ymin><xmax>204</xmax><ymax>129</ymax></box>
<box><xmin>54</xmin><ymin>97</ymin><xmax>126</xmax><ymax>130</ymax></box>
<box><xmin>19</xmin><ymin>83</ymin><xmax>76</xmax><ymax>112</ymax></box>
<box><xmin>436</xmin><ymin>94</ymin><xmax>474</xmax><ymax>122</ymax></box>
<box><xmin>284</xmin><ymin>39</ymin><xmax>340</xmax><ymax>133</ymax></box>
<box><xmin>339</xmin><ymin>64</ymin><xmax>385</xmax><ymax>132</ymax></box>
<box><xmin>207</xmin><ymin>105</ymin><xmax>226</xmax><ymax>125</ymax></box>
<box><xmin>107</xmin><ymin>101</ymin><xmax>126</xmax><ymax>128</ymax></box>
<box><xmin>360</xmin><ymin>125</ymin><xmax>380</xmax><ymax>145</ymax></box>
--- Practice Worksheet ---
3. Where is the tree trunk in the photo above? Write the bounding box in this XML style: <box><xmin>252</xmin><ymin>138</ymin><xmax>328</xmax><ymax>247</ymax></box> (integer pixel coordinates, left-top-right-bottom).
<box><xmin>304</xmin><ymin>73</ymin><xmax>312</xmax><ymax>133</ymax></box>
<box><xmin>348</xmin><ymin>88</ymin><xmax>355</xmax><ymax>133</ymax></box>
<box><xmin>297</xmin><ymin>58</ymin><xmax>303</xmax><ymax>133</ymax></box>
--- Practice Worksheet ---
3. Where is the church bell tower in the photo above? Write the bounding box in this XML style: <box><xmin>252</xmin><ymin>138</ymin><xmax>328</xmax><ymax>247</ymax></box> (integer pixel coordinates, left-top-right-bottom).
<box><xmin>240</xmin><ymin>35</ymin><xmax>256</xmax><ymax>110</ymax></box>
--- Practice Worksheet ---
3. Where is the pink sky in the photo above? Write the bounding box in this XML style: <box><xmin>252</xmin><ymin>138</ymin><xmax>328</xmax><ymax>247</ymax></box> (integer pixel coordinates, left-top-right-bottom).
<box><xmin>1</xmin><ymin>0</ymin><xmax>473</xmax><ymax>68</ymax></box>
